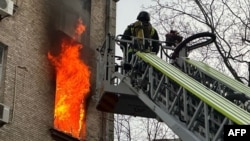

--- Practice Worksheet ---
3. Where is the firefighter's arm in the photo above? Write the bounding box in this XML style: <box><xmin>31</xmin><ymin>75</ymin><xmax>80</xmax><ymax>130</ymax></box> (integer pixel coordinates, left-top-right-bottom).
<box><xmin>120</xmin><ymin>27</ymin><xmax>132</xmax><ymax>52</ymax></box>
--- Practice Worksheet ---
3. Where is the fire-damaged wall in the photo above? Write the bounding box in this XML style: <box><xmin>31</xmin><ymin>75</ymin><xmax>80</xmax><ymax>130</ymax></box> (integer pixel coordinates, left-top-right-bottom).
<box><xmin>0</xmin><ymin>0</ymin><xmax>116</xmax><ymax>141</ymax></box>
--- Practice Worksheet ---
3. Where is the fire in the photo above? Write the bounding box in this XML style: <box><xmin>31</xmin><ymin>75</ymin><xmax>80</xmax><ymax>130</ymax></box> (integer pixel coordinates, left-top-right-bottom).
<box><xmin>48</xmin><ymin>19</ymin><xmax>90</xmax><ymax>139</ymax></box>
<box><xmin>75</xmin><ymin>18</ymin><xmax>86</xmax><ymax>38</ymax></box>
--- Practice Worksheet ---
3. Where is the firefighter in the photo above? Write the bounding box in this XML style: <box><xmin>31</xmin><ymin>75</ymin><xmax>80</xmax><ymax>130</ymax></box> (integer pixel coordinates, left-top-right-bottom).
<box><xmin>165</xmin><ymin>30</ymin><xmax>183</xmax><ymax>47</ymax></box>
<box><xmin>120</xmin><ymin>11</ymin><xmax>160</xmax><ymax>63</ymax></box>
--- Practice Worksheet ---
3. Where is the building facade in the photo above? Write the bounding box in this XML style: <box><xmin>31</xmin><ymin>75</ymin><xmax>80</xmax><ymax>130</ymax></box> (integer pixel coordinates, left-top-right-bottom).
<box><xmin>0</xmin><ymin>0</ymin><xmax>116</xmax><ymax>141</ymax></box>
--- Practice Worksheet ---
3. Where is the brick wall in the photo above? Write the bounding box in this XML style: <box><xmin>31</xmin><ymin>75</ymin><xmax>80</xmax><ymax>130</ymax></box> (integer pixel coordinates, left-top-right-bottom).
<box><xmin>0</xmin><ymin>0</ymin><xmax>116</xmax><ymax>141</ymax></box>
<box><xmin>0</xmin><ymin>0</ymin><xmax>55</xmax><ymax>140</ymax></box>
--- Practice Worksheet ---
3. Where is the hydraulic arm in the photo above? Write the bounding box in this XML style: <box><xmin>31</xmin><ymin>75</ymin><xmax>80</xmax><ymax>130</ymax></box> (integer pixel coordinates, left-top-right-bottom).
<box><xmin>95</xmin><ymin>33</ymin><xmax>250</xmax><ymax>141</ymax></box>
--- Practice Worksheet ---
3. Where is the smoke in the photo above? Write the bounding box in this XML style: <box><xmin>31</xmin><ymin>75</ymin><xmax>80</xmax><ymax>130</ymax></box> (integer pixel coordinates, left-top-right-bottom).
<box><xmin>49</xmin><ymin>0</ymin><xmax>90</xmax><ymax>40</ymax></box>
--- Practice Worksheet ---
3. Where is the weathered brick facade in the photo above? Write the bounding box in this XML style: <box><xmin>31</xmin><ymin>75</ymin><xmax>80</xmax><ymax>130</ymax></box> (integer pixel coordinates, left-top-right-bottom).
<box><xmin>0</xmin><ymin>0</ymin><xmax>116</xmax><ymax>141</ymax></box>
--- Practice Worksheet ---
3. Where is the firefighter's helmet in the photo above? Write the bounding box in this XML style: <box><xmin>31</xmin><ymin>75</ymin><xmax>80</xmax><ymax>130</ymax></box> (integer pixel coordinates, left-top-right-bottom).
<box><xmin>137</xmin><ymin>11</ymin><xmax>150</xmax><ymax>22</ymax></box>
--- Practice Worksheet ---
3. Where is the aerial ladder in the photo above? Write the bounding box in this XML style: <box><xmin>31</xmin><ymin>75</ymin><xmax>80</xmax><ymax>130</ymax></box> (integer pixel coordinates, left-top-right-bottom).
<box><xmin>95</xmin><ymin>32</ymin><xmax>250</xmax><ymax>141</ymax></box>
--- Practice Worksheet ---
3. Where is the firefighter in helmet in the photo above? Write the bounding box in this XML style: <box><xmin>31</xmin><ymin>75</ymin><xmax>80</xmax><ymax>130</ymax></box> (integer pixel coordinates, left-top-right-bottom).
<box><xmin>120</xmin><ymin>11</ymin><xmax>160</xmax><ymax>63</ymax></box>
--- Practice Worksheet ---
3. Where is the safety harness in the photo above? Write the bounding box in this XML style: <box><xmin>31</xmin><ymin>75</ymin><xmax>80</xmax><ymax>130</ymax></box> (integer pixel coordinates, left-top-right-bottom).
<box><xmin>128</xmin><ymin>21</ymin><xmax>155</xmax><ymax>53</ymax></box>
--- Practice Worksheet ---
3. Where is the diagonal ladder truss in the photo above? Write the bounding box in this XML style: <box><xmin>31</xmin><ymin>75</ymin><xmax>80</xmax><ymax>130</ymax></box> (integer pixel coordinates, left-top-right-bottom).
<box><xmin>182</xmin><ymin>58</ymin><xmax>250</xmax><ymax>112</ymax></box>
<box><xmin>131</xmin><ymin>52</ymin><xmax>250</xmax><ymax>141</ymax></box>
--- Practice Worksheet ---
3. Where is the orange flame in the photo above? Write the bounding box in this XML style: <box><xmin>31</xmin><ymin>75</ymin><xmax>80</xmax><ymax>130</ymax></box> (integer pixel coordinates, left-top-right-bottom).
<box><xmin>48</xmin><ymin>19</ymin><xmax>90</xmax><ymax>139</ymax></box>
<box><xmin>75</xmin><ymin>18</ymin><xmax>86</xmax><ymax>38</ymax></box>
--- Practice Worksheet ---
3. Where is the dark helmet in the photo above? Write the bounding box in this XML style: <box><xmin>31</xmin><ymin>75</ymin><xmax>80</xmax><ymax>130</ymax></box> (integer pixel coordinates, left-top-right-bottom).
<box><xmin>137</xmin><ymin>11</ymin><xmax>150</xmax><ymax>22</ymax></box>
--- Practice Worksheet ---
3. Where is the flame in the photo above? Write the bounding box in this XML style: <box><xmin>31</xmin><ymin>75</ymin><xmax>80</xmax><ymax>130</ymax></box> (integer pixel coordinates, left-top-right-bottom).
<box><xmin>48</xmin><ymin>19</ymin><xmax>90</xmax><ymax>139</ymax></box>
<box><xmin>75</xmin><ymin>18</ymin><xmax>86</xmax><ymax>38</ymax></box>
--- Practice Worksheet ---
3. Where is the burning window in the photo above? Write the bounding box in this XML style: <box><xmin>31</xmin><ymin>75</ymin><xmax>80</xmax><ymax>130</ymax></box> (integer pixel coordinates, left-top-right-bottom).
<box><xmin>48</xmin><ymin>19</ymin><xmax>90</xmax><ymax>140</ymax></box>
